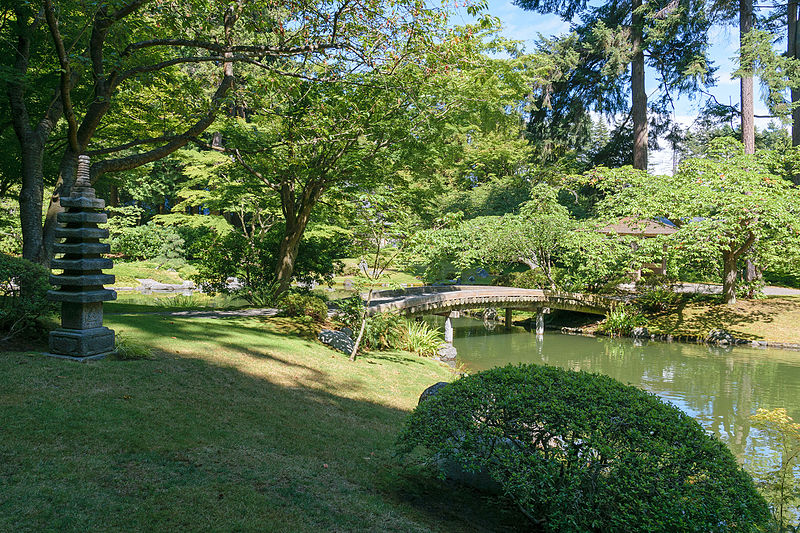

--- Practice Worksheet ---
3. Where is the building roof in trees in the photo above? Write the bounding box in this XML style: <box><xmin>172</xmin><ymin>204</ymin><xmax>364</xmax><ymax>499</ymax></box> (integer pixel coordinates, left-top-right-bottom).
<box><xmin>599</xmin><ymin>217</ymin><xmax>678</xmax><ymax>237</ymax></box>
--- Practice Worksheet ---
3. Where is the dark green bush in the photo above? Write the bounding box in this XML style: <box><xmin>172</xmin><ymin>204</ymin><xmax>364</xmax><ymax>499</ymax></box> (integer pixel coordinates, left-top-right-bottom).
<box><xmin>362</xmin><ymin>312</ymin><xmax>404</xmax><ymax>351</ymax></box>
<box><xmin>492</xmin><ymin>268</ymin><xmax>554</xmax><ymax>290</ymax></box>
<box><xmin>0</xmin><ymin>254</ymin><xmax>53</xmax><ymax>340</ymax></box>
<box><xmin>194</xmin><ymin>224</ymin><xmax>350</xmax><ymax>303</ymax></box>
<box><xmin>280</xmin><ymin>293</ymin><xmax>328</xmax><ymax>323</ymax></box>
<box><xmin>111</xmin><ymin>223</ymin><xmax>185</xmax><ymax>261</ymax></box>
<box><xmin>397</xmin><ymin>364</ymin><xmax>771</xmax><ymax>533</ymax></box>
<box><xmin>152</xmin><ymin>214</ymin><xmax>233</xmax><ymax>261</ymax></box>
<box><xmin>336</xmin><ymin>296</ymin><xmax>365</xmax><ymax>331</ymax></box>
<box><xmin>635</xmin><ymin>279</ymin><xmax>682</xmax><ymax>313</ymax></box>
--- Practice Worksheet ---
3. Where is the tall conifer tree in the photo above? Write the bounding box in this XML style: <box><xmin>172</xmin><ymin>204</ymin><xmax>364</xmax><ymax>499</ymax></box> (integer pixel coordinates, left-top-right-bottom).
<box><xmin>516</xmin><ymin>0</ymin><xmax>713</xmax><ymax>170</ymax></box>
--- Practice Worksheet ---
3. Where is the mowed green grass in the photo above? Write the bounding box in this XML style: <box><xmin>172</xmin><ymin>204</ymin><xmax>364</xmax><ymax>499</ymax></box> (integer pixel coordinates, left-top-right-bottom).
<box><xmin>645</xmin><ymin>296</ymin><xmax>800</xmax><ymax>344</ymax></box>
<box><xmin>0</xmin><ymin>314</ymin><xmax>526</xmax><ymax>532</ymax></box>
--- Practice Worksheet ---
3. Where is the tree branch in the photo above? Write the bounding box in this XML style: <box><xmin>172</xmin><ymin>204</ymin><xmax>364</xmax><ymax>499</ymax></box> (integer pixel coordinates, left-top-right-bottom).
<box><xmin>122</xmin><ymin>38</ymin><xmax>340</xmax><ymax>57</ymax></box>
<box><xmin>86</xmin><ymin>133</ymin><xmax>183</xmax><ymax>156</ymax></box>
<box><xmin>43</xmin><ymin>0</ymin><xmax>79</xmax><ymax>154</ymax></box>
<box><xmin>90</xmin><ymin>74</ymin><xmax>235</xmax><ymax>179</ymax></box>
<box><xmin>232</xmin><ymin>149</ymin><xmax>281</xmax><ymax>192</ymax></box>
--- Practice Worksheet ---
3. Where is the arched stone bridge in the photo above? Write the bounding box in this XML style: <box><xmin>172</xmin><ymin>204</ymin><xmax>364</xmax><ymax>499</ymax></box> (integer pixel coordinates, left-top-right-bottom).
<box><xmin>366</xmin><ymin>285</ymin><xmax>623</xmax><ymax>338</ymax></box>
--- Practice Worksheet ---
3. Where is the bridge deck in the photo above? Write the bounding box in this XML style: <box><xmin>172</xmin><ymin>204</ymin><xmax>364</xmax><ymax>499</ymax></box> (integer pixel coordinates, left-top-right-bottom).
<box><xmin>366</xmin><ymin>285</ymin><xmax>621</xmax><ymax>316</ymax></box>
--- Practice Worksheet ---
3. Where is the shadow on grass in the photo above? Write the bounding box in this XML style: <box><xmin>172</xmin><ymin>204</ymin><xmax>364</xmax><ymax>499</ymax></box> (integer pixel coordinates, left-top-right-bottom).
<box><xmin>649</xmin><ymin>297</ymin><xmax>799</xmax><ymax>340</ymax></box>
<box><xmin>1</xmin><ymin>321</ymin><xmax>530</xmax><ymax>532</ymax></box>
<box><xmin>363</xmin><ymin>351</ymin><xmax>429</xmax><ymax>366</ymax></box>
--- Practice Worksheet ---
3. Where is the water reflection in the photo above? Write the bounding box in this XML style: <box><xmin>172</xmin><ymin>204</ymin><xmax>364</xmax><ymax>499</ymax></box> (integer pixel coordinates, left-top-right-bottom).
<box><xmin>428</xmin><ymin>316</ymin><xmax>800</xmax><ymax>465</ymax></box>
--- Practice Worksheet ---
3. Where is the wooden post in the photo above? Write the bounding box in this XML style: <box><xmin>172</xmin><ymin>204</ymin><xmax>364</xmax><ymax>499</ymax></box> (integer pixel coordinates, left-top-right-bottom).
<box><xmin>505</xmin><ymin>308</ymin><xmax>512</xmax><ymax>328</ymax></box>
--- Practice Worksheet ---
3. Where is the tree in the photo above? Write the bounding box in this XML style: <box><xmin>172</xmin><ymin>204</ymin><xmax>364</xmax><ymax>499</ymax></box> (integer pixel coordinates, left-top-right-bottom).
<box><xmin>3</xmin><ymin>0</ymin><xmax>428</xmax><ymax>265</ymax></box>
<box><xmin>202</xmin><ymin>21</ymin><xmax>545</xmax><ymax>295</ymax></box>
<box><xmin>584</xmin><ymin>138</ymin><xmax>800</xmax><ymax>303</ymax></box>
<box><xmin>517</xmin><ymin>0</ymin><xmax>713</xmax><ymax>170</ymax></box>
<box><xmin>217</xmin><ymin>66</ymin><xmax>442</xmax><ymax>295</ymax></box>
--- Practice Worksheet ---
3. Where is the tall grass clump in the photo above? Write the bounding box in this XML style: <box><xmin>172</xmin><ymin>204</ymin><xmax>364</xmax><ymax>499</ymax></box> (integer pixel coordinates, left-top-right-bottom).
<box><xmin>598</xmin><ymin>304</ymin><xmax>647</xmax><ymax>337</ymax></box>
<box><xmin>114</xmin><ymin>333</ymin><xmax>154</xmax><ymax>360</ymax></box>
<box><xmin>399</xmin><ymin>319</ymin><xmax>444</xmax><ymax>357</ymax></box>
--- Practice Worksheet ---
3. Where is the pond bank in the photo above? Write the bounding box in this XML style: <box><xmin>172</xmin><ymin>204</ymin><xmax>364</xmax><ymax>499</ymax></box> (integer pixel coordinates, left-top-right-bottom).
<box><xmin>507</xmin><ymin>295</ymin><xmax>800</xmax><ymax>351</ymax></box>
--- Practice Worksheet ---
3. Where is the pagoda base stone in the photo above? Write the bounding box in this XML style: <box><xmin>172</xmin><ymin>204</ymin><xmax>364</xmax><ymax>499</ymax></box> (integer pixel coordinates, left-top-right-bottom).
<box><xmin>47</xmin><ymin>326</ymin><xmax>115</xmax><ymax>359</ymax></box>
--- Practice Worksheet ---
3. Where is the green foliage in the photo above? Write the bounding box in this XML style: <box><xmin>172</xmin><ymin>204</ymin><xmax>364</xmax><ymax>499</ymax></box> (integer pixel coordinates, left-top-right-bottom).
<box><xmin>493</xmin><ymin>268</ymin><xmax>556</xmax><ymax>290</ymax></box>
<box><xmin>336</xmin><ymin>297</ymin><xmax>367</xmax><ymax>332</ymax></box>
<box><xmin>598</xmin><ymin>305</ymin><xmax>648</xmax><ymax>336</ymax></box>
<box><xmin>279</xmin><ymin>293</ymin><xmax>328</xmax><ymax>323</ymax></box>
<box><xmin>634</xmin><ymin>276</ymin><xmax>682</xmax><ymax>313</ymax></box>
<box><xmin>398</xmin><ymin>364</ymin><xmax>771</xmax><ymax>532</ymax></box>
<box><xmin>735</xmin><ymin>30</ymin><xmax>800</xmax><ymax>119</ymax></box>
<box><xmin>0</xmin><ymin>196</ymin><xmax>22</xmax><ymax>255</ymax></box>
<box><xmin>398</xmin><ymin>320</ymin><xmax>444</xmax><ymax>358</ymax></box>
<box><xmin>194</xmin><ymin>224</ymin><xmax>350</xmax><ymax>304</ymax></box>
<box><xmin>362</xmin><ymin>312</ymin><xmax>404</xmax><ymax>352</ymax></box>
<box><xmin>152</xmin><ymin>214</ymin><xmax>233</xmax><ymax>261</ymax></box>
<box><xmin>113</xmin><ymin>334</ymin><xmax>154</xmax><ymax>361</ymax></box>
<box><xmin>583</xmin><ymin>141</ymin><xmax>800</xmax><ymax>302</ymax></box>
<box><xmin>748</xmin><ymin>408</ymin><xmax>800</xmax><ymax>531</ymax></box>
<box><xmin>110</xmin><ymin>223</ymin><xmax>185</xmax><ymax>262</ymax></box>
<box><xmin>412</xmin><ymin>184</ymin><xmax>579</xmax><ymax>287</ymax></box>
<box><xmin>557</xmin><ymin>226</ymin><xmax>632</xmax><ymax>293</ymax></box>
<box><xmin>0</xmin><ymin>254</ymin><xmax>53</xmax><ymax>340</ymax></box>
<box><xmin>104</xmin><ymin>205</ymin><xmax>145</xmax><ymax>237</ymax></box>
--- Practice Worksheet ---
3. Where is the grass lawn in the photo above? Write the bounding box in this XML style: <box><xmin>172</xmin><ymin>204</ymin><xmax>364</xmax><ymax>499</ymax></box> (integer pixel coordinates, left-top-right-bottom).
<box><xmin>110</xmin><ymin>260</ymin><xmax>198</xmax><ymax>287</ymax></box>
<box><xmin>1</xmin><ymin>314</ymin><xmax>527</xmax><ymax>532</ymax></box>
<box><xmin>646</xmin><ymin>296</ymin><xmax>800</xmax><ymax>344</ymax></box>
<box><xmin>106</xmin><ymin>292</ymin><xmax>248</xmax><ymax>315</ymax></box>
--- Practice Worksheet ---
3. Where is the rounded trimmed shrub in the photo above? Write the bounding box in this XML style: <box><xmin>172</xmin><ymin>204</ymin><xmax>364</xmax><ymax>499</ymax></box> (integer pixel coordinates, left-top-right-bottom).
<box><xmin>280</xmin><ymin>293</ymin><xmax>328</xmax><ymax>323</ymax></box>
<box><xmin>397</xmin><ymin>364</ymin><xmax>771</xmax><ymax>532</ymax></box>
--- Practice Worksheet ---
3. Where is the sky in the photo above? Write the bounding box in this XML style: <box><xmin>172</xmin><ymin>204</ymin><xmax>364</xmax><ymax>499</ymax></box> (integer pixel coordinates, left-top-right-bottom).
<box><xmin>449</xmin><ymin>0</ymin><xmax>781</xmax><ymax>174</ymax></box>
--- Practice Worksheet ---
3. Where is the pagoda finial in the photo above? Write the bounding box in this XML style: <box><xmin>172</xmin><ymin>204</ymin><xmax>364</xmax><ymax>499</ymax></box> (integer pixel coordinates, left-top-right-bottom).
<box><xmin>71</xmin><ymin>154</ymin><xmax>95</xmax><ymax>198</ymax></box>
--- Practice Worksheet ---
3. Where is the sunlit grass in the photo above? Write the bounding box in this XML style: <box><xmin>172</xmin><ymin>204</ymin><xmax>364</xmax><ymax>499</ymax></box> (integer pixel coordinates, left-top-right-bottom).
<box><xmin>109</xmin><ymin>260</ymin><xmax>198</xmax><ymax>287</ymax></box>
<box><xmin>0</xmin><ymin>314</ymin><xmax>528</xmax><ymax>531</ymax></box>
<box><xmin>646</xmin><ymin>296</ymin><xmax>800</xmax><ymax>344</ymax></box>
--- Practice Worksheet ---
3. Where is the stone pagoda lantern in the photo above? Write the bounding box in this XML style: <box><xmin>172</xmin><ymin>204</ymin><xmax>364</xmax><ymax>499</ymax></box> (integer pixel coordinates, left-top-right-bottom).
<box><xmin>46</xmin><ymin>155</ymin><xmax>117</xmax><ymax>360</ymax></box>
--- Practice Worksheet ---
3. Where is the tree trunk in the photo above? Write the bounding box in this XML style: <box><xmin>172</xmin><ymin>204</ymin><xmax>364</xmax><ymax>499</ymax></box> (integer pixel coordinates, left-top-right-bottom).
<box><xmin>18</xmin><ymin>139</ymin><xmax>46</xmax><ymax>263</ymax></box>
<box><xmin>350</xmin><ymin>288</ymin><xmax>374</xmax><ymax>361</ymax></box>
<box><xmin>722</xmin><ymin>250</ymin><xmax>738</xmax><ymax>305</ymax></box>
<box><xmin>790</xmin><ymin>1</ymin><xmax>800</xmax><ymax>151</ymax></box>
<box><xmin>40</xmin><ymin>151</ymin><xmax>78</xmax><ymax>268</ymax></box>
<box><xmin>274</xmin><ymin>208</ymin><xmax>314</xmax><ymax>295</ymax></box>
<box><xmin>631</xmin><ymin>0</ymin><xmax>648</xmax><ymax>171</ymax></box>
<box><xmin>109</xmin><ymin>184</ymin><xmax>119</xmax><ymax>207</ymax></box>
<box><xmin>740</xmin><ymin>0</ymin><xmax>755</xmax><ymax>154</ymax></box>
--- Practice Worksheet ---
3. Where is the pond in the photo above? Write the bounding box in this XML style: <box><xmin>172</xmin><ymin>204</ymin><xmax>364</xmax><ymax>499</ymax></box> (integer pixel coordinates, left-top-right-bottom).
<box><xmin>427</xmin><ymin>315</ymin><xmax>800</xmax><ymax>466</ymax></box>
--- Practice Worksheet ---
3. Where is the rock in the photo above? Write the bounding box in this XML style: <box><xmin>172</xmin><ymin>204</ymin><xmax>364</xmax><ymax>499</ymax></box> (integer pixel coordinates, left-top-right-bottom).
<box><xmin>437</xmin><ymin>343</ymin><xmax>458</xmax><ymax>361</ymax></box>
<box><xmin>707</xmin><ymin>329</ymin><xmax>735</xmax><ymax>345</ymax></box>
<box><xmin>418</xmin><ymin>381</ymin><xmax>503</xmax><ymax>494</ymax></box>
<box><xmin>340</xmin><ymin>326</ymin><xmax>353</xmax><ymax>338</ymax></box>
<box><xmin>418</xmin><ymin>381</ymin><xmax>449</xmax><ymax>405</ymax></box>
<box><xmin>631</xmin><ymin>326</ymin><xmax>650</xmax><ymax>338</ymax></box>
<box><xmin>318</xmin><ymin>329</ymin><xmax>355</xmax><ymax>355</ymax></box>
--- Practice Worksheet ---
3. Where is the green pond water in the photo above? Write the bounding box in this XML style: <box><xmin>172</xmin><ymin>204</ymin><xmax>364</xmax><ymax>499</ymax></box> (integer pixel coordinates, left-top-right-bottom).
<box><xmin>427</xmin><ymin>315</ymin><xmax>800</xmax><ymax>466</ymax></box>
